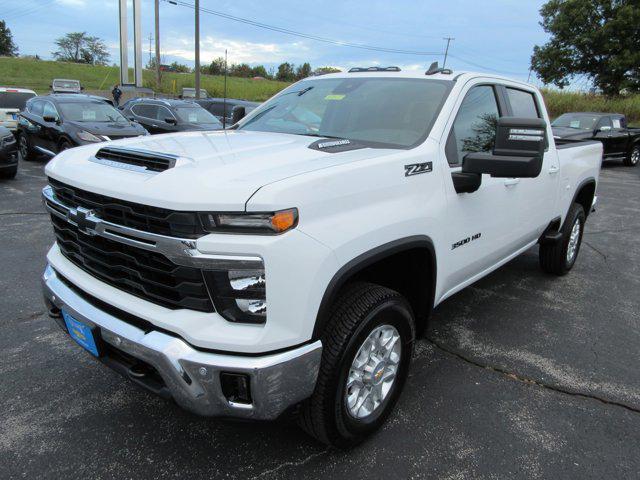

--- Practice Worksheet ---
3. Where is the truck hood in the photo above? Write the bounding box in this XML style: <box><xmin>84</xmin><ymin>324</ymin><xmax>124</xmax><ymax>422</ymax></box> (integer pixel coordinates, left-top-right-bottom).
<box><xmin>552</xmin><ymin>126</ymin><xmax>593</xmax><ymax>140</ymax></box>
<box><xmin>45</xmin><ymin>130</ymin><xmax>398</xmax><ymax>211</ymax></box>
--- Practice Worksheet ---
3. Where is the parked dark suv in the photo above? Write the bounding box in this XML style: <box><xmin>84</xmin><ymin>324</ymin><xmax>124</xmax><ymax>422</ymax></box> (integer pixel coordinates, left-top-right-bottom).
<box><xmin>17</xmin><ymin>94</ymin><xmax>148</xmax><ymax>161</ymax></box>
<box><xmin>121</xmin><ymin>98</ymin><xmax>223</xmax><ymax>134</ymax></box>
<box><xmin>195</xmin><ymin>98</ymin><xmax>260</xmax><ymax>127</ymax></box>
<box><xmin>0</xmin><ymin>125</ymin><xmax>18</xmax><ymax>179</ymax></box>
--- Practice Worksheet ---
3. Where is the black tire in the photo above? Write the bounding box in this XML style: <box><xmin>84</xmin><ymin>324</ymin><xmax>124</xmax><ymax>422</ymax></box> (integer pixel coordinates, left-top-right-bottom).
<box><xmin>298</xmin><ymin>282</ymin><xmax>415</xmax><ymax>448</ymax></box>
<box><xmin>624</xmin><ymin>144</ymin><xmax>639</xmax><ymax>167</ymax></box>
<box><xmin>58</xmin><ymin>140</ymin><xmax>73</xmax><ymax>152</ymax></box>
<box><xmin>18</xmin><ymin>133</ymin><xmax>36</xmax><ymax>162</ymax></box>
<box><xmin>539</xmin><ymin>203</ymin><xmax>586</xmax><ymax>275</ymax></box>
<box><xmin>0</xmin><ymin>165</ymin><xmax>18</xmax><ymax>179</ymax></box>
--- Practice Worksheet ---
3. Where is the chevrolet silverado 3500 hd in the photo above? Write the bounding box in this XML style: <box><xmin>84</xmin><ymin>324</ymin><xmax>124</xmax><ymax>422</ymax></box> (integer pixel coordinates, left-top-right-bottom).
<box><xmin>41</xmin><ymin>68</ymin><xmax>602</xmax><ymax>447</ymax></box>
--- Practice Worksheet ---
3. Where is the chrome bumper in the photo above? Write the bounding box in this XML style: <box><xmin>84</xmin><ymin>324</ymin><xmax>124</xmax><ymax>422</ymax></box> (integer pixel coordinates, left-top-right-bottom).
<box><xmin>42</xmin><ymin>264</ymin><xmax>322</xmax><ymax>420</ymax></box>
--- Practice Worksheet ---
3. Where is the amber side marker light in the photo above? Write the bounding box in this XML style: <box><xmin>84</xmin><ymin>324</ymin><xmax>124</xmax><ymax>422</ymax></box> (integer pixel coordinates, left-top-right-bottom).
<box><xmin>200</xmin><ymin>208</ymin><xmax>299</xmax><ymax>234</ymax></box>
<box><xmin>270</xmin><ymin>208</ymin><xmax>298</xmax><ymax>233</ymax></box>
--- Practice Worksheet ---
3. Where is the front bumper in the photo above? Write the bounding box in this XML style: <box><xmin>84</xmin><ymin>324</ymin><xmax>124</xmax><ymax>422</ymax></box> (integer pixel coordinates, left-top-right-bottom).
<box><xmin>42</xmin><ymin>264</ymin><xmax>322</xmax><ymax>420</ymax></box>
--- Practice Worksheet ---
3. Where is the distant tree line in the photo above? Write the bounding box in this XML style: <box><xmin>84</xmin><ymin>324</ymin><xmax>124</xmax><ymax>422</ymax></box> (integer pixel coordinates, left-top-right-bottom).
<box><xmin>155</xmin><ymin>57</ymin><xmax>341</xmax><ymax>81</ymax></box>
<box><xmin>0</xmin><ymin>20</ymin><xmax>18</xmax><ymax>56</ymax></box>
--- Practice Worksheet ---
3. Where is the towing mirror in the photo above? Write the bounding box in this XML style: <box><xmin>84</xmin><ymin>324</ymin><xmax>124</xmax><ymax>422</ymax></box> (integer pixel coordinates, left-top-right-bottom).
<box><xmin>231</xmin><ymin>105</ymin><xmax>246</xmax><ymax>124</ymax></box>
<box><xmin>463</xmin><ymin>117</ymin><xmax>546</xmax><ymax>179</ymax></box>
<box><xmin>165</xmin><ymin>117</ymin><xmax>177</xmax><ymax>125</ymax></box>
<box><xmin>43</xmin><ymin>115</ymin><xmax>59</xmax><ymax>124</ymax></box>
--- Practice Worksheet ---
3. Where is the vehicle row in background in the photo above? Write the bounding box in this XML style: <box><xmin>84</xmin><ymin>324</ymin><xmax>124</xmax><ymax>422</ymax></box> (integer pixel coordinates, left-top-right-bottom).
<box><xmin>120</xmin><ymin>98</ymin><xmax>223</xmax><ymax>134</ymax></box>
<box><xmin>195</xmin><ymin>98</ymin><xmax>259</xmax><ymax>126</ymax></box>
<box><xmin>51</xmin><ymin>79</ymin><xmax>83</xmax><ymax>94</ymax></box>
<box><xmin>552</xmin><ymin>112</ymin><xmax>640</xmax><ymax>166</ymax></box>
<box><xmin>1</xmin><ymin>87</ymin><xmax>37</xmax><ymax>132</ymax></box>
<box><xmin>0</xmin><ymin>125</ymin><xmax>18</xmax><ymax>179</ymax></box>
<box><xmin>17</xmin><ymin>94</ymin><xmax>147</xmax><ymax>161</ymax></box>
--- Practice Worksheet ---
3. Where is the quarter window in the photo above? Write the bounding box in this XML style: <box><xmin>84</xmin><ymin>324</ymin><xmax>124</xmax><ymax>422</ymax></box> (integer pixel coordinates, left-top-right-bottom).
<box><xmin>132</xmin><ymin>104</ymin><xmax>158</xmax><ymax>119</ymax></box>
<box><xmin>30</xmin><ymin>100</ymin><xmax>44</xmax><ymax>116</ymax></box>
<box><xmin>506</xmin><ymin>88</ymin><xmax>540</xmax><ymax>118</ymax></box>
<box><xmin>156</xmin><ymin>106</ymin><xmax>174</xmax><ymax>122</ymax></box>
<box><xmin>43</xmin><ymin>102</ymin><xmax>58</xmax><ymax>119</ymax></box>
<box><xmin>446</xmin><ymin>85</ymin><xmax>500</xmax><ymax>166</ymax></box>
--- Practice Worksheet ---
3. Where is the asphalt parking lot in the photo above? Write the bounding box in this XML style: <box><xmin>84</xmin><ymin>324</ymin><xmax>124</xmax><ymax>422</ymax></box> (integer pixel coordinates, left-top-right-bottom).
<box><xmin>1</xmin><ymin>159</ymin><xmax>639</xmax><ymax>479</ymax></box>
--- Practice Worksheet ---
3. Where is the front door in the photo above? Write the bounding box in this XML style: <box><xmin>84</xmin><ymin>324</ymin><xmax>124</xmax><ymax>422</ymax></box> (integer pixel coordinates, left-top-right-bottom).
<box><xmin>440</xmin><ymin>84</ymin><xmax>522</xmax><ymax>294</ymax></box>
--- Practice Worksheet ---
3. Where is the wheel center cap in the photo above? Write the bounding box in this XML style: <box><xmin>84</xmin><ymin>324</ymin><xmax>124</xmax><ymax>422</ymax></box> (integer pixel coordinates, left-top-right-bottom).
<box><xmin>372</xmin><ymin>363</ymin><xmax>386</xmax><ymax>385</ymax></box>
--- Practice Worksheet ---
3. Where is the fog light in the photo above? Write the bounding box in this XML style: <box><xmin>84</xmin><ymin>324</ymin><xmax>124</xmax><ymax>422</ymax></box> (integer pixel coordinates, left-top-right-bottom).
<box><xmin>220</xmin><ymin>372</ymin><xmax>252</xmax><ymax>404</ymax></box>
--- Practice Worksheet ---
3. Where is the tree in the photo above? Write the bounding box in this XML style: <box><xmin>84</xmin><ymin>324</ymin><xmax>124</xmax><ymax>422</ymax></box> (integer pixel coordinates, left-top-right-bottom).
<box><xmin>531</xmin><ymin>0</ymin><xmax>640</xmax><ymax>95</ymax></box>
<box><xmin>314</xmin><ymin>66</ymin><xmax>341</xmax><ymax>76</ymax></box>
<box><xmin>296</xmin><ymin>62</ymin><xmax>312</xmax><ymax>80</ymax></box>
<box><xmin>276</xmin><ymin>62</ymin><xmax>296</xmax><ymax>82</ymax></box>
<box><xmin>230</xmin><ymin>63</ymin><xmax>253</xmax><ymax>77</ymax></box>
<box><xmin>205</xmin><ymin>57</ymin><xmax>226</xmax><ymax>75</ymax></box>
<box><xmin>0</xmin><ymin>20</ymin><xmax>19</xmax><ymax>56</ymax></box>
<box><xmin>52</xmin><ymin>32</ymin><xmax>110</xmax><ymax>65</ymax></box>
<box><xmin>169</xmin><ymin>61</ymin><xmax>190</xmax><ymax>73</ymax></box>
<box><xmin>251</xmin><ymin>65</ymin><xmax>269</xmax><ymax>78</ymax></box>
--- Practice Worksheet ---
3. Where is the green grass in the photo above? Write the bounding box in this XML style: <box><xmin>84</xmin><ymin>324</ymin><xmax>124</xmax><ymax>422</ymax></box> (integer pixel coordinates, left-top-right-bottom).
<box><xmin>542</xmin><ymin>88</ymin><xmax>640</xmax><ymax>125</ymax></box>
<box><xmin>0</xmin><ymin>57</ymin><xmax>291</xmax><ymax>101</ymax></box>
<box><xmin>3</xmin><ymin>57</ymin><xmax>640</xmax><ymax>123</ymax></box>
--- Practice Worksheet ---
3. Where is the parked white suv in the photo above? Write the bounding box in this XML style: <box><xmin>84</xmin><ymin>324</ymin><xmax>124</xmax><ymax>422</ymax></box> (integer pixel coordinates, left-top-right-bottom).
<box><xmin>41</xmin><ymin>67</ymin><xmax>602</xmax><ymax>447</ymax></box>
<box><xmin>0</xmin><ymin>87</ymin><xmax>36</xmax><ymax>131</ymax></box>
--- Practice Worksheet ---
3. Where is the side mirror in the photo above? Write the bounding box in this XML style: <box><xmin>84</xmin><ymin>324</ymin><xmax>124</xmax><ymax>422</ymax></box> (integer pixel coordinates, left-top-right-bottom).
<box><xmin>231</xmin><ymin>105</ymin><xmax>246</xmax><ymax>124</ymax></box>
<box><xmin>80</xmin><ymin>86</ymin><xmax>85</xmax><ymax>91</ymax></box>
<box><xmin>43</xmin><ymin>115</ymin><xmax>59</xmax><ymax>124</ymax></box>
<box><xmin>596</xmin><ymin>125</ymin><xmax>612</xmax><ymax>133</ymax></box>
<box><xmin>463</xmin><ymin>117</ymin><xmax>546</xmax><ymax>178</ymax></box>
<box><xmin>165</xmin><ymin>117</ymin><xmax>177</xmax><ymax>125</ymax></box>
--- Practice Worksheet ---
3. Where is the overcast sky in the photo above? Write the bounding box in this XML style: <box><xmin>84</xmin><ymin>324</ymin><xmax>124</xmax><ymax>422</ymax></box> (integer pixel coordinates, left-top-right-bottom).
<box><xmin>3</xmin><ymin>0</ymin><xmax>549</xmax><ymax>83</ymax></box>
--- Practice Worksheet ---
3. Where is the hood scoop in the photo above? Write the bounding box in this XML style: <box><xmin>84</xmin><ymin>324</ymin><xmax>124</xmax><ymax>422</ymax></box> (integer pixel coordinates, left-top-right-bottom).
<box><xmin>92</xmin><ymin>146</ymin><xmax>178</xmax><ymax>173</ymax></box>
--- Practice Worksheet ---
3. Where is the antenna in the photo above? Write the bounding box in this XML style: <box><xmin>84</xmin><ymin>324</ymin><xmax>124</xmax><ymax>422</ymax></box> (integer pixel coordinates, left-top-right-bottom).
<box><xmin>223</xmin><ymin>49</ymin><xmax>228</xmax><ymax>129</ymax></box>
<box><xmin>443</xmin><ymin>37</ymin><xmax>454</xmax><ymax>68</ymax></box>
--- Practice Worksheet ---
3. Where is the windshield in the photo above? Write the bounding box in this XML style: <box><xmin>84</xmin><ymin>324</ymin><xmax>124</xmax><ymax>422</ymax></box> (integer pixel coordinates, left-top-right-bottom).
<box><xmin>237</xmin><ymin>77</ymin><xmax>452</xmax><ymax>148</ymax></box>
<box><xmin>552</xmin><ymin>113</ymin><xmax>600</xmax><ymax>130</ymax></box>
<box><xmin>174</xmin><ymin>106</ymin><xmax>220</xmax><ymax>124</ymax></box>
<box><xmin>0</xmin><ymin>92</ymin><xmax>36</xmax><ymax>109</ymax></box>
<box><xmin>53</xmin><ymin>80</ymin><xmax>81</xmax><ymax>90</ymax></box>
<box><xmin>58</xmin><ymin>102</ymin><xmax>129</xmax><ymax>123</ymax></box>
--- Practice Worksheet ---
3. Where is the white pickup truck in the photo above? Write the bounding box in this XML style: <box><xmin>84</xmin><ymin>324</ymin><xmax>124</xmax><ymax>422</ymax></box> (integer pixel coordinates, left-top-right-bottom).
<box><xmin>41</xmin><ymin>67</ymin><xmax>601</xmax><ymax>447</ymax></box>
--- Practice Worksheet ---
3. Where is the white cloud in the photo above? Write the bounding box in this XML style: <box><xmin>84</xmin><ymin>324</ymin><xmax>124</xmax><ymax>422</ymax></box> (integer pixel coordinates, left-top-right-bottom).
<box><xmin>162</xmin><ymin>34</ymin><xmax>312</xmax><ymax>65</ymax></box>
<box><xmin>55</xmin><ymin>0</ymin><xmax>87</xmax><ymax>6</ymax></box>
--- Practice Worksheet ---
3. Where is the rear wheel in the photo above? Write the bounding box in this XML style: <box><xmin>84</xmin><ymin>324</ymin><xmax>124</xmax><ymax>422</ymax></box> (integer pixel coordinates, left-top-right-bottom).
<box><xmin>18</xmin><ymin>133</ymin><xmax>36</xmax><ymax>162</ymax></box>
<box><xmin>624</xmin><ymin>144</ymin><xmax>639</xmax><ymax>167</ymax></box>
<box><xmin>58</xmin><ymin>139</ymin><xmax>73</xmax><ymax>152</ymax></box>
<box><xmin>298</xmin><ymin>282</ymin><xmax>415</xmax><ymax>448</ymax></box>
<box><xmin>539</xmin><ymin>203</ymin><xmax>586</xmax><ymax>275</ymax></box>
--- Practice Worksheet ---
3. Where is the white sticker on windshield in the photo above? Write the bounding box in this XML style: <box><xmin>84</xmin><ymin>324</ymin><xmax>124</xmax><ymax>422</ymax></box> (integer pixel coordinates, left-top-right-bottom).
<box><xmin>82</xmin><ymin>110</ymin><xmax>96</xmax><ymax>121</ymax></box>
<box><xmin>613</xmin><ymin>119</ymin><xmax>622</xmax><ymax>129</ymax></box>
<box><xmin>570</xmin><ymin>120</ymin><xmax>580</xmax><ymax>128</ymax></box>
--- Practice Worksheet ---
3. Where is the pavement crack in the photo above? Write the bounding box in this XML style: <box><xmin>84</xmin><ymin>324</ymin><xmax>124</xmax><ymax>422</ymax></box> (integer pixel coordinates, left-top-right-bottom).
<box><xmin>583</xmin><ymin>241</ymin><xmax>608</xmax><ymax>262</ymax></box>
<box><xmin>424</xmin><ymin>336</ymin><xmax>640</xmax><ymax>415</ymax></box>
<box><xmin>251</xmin><ymin>449</ymin><xmax>329</xmax><ymax>479</ymax></box>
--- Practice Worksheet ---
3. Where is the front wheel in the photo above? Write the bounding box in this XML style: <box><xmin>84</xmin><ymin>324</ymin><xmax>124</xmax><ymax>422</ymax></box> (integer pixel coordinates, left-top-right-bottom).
<box><xmin>298</xmin><ymin>282</ymin><xmax>415</xmax><ymax>448</ymax></box>
<box><xmin>18</xmin><ymin>133</ymin><xmax>36</xmax><ymax>162</ymax></box>
<box><xmin>539</xmin><ymin>203</ymin><xmax>586</xmax><ymax>275</ymax></box>
<box><xmin>624</xmin><ymin>144</ymin><xmax>639</xmax><ymax>167</ymax></box>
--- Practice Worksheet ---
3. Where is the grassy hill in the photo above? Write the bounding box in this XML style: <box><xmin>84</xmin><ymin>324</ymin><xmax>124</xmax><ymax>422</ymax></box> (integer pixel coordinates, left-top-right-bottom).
<box><xmin>2</xmin><ymin>57</ymin><xmax>640</xmax><ymax>123</ymax></box>
<box><xmin>0</xmin><ymin>57</ymin><xmax>291</xmax><ymax>101</ymax></box>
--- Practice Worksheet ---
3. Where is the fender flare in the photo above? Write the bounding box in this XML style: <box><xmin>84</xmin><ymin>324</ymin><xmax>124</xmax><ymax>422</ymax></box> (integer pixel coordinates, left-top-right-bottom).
<box><xmin>567</xmin><ymin>177</ymin><xmax>597</xmax><ymax>223</ymax></box>
<box><xmin>312</xmin><ymin>235</ymin><xmax>437</xmax><ymax>340</ymax></box>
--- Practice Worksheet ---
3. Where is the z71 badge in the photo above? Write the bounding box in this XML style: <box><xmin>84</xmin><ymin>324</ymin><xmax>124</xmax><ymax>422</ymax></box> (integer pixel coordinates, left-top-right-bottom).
<box><xmin>404</xmin><ymin>162</ymin><xmax>433</xmax><ymax>177</ymax></box>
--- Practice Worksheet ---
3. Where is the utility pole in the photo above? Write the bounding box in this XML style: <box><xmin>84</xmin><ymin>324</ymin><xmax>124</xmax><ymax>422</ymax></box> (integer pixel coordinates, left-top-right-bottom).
<box><xmin>155</xmin><ymin>0</ymin><xmax>161</xmax><ymax>91</ymax></box>
<box><xmin>194</xmin><ymin>0</ymin><xmax>200</xmax><ymax>99</ymax></box>
<box><xmin>443</xmin><ymin>37</ymin><xmax>454</xmax><ymax>68</ymax></box>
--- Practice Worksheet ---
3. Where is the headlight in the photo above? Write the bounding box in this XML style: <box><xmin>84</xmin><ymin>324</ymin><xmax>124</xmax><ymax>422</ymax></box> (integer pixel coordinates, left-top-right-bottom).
<box><xmin>203</xmin><ymin>264</ymin><xmax>267</xmax><ymax>324</ymax></box>
<box><xmin>77</xmin><ymin>130</ymin><xmax>104</xmax><ymax>143</ymax></box>
<box><xmin>200</xmin><ymin>208</ymin><xmax>298</xmax><ymax>234</ymax></box>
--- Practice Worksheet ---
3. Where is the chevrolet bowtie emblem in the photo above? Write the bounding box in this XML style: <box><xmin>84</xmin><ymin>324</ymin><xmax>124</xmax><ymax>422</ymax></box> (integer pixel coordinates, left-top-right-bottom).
<box><xmin>67</xmin><ymin>207</ymin><xmax>98</xmax><ymax>235</ymax></box>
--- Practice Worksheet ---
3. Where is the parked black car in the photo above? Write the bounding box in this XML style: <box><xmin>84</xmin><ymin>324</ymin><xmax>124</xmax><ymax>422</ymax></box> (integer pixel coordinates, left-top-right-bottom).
<box><xmin>552</xmin><ymin>112</ymin><xmax>640</xmax><ymax>166</ymax></box>
<box><xmin>121</xmin><ymin>98</ymin><xmax>223</xmax><ymax>134</ymax></box>
<box><xmin>17</xmin><ymin>94</ymin><xmax>148</xmax><ymax>161</ymax></box>
<box><xmin>0</xmin><ymin>125</ymin><xmax>18</xmax><ymax>179</ymax></box>
<box><xmin>194</xmin><ymin>98</ymin><xmax>260</xmax><ymax>127</ymax></box>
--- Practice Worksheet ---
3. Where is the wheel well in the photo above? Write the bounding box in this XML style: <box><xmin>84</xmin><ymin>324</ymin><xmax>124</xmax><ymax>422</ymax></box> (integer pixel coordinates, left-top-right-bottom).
<box><xmin>313</xmin><ymin>239</ymin><xmax>436</xmax><ymax>339</ymax></box>
<box><xmin>574</xmin><ymin>180</ymin><xmax>596</xmax><ymax>218</ymax></box>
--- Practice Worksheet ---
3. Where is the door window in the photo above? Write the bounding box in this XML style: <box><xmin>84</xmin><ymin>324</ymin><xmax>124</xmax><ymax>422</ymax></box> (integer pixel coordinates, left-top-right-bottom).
<box><xmin>30</xmin><ymin>100</ymin><xmax>44</xmax><ymax>116</ymax></box>
<box><xmin>612</xmin><ymin>118</ymin><xmax>622</xmax><ymax>129</ymax></box>
<box><xmin>156</xmin><ymin>106</ymin><xmax>175</xmax><ymax>122</ymax></box>
<box><xmin>597</xmin><ymin>116</ymin><xmax>612</xmax><ymax>130</ymax></box>
<box><xmin>446</xmin><ymin>85</ymin><xmax>500</xmax><ymax>166</ymax></box>
<box><xmin>506</xmin><ymin>88</ymin><xmax>540</xmax><ymax>118</ymax></box>
<box><xmin>43</xmin><ymin>102</ymin><xmax>59</xmax><ymax>120</ymax></box>
<box><xmin>132</xmin><ymin>104</ymin><xmax>158</xmax><ymax>119</ymax></box>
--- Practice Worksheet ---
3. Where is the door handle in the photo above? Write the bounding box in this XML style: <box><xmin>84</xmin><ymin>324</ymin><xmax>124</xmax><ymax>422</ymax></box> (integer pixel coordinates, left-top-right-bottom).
<box><xmin>548</xmin><ymin>165</ymin><xmax>560</xmax><ymax>174</ymax></box>
<box><xmin>504</xmin><ymin>178</ymin><xmax>520</xmax><ymax>187</ymax></box>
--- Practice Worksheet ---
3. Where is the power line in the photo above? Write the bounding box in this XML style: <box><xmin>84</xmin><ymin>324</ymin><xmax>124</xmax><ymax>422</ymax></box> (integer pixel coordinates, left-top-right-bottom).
<box><xmin>2</xmin><ymin>0</ymin><xmax>57</xmax><ymax>21</ymax></box>
<box><xmin>162</xmin><ymin>0</ymin><xmax>443</xmax><ymax>57</ymax></box>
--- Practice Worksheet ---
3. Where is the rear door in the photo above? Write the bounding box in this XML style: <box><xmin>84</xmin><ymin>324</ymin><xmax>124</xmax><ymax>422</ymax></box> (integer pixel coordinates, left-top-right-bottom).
<box><xmin>22</xmin><ymin>99</ymin><xmax>48</xmax><ymax>152</ymax></box>
<box><xmin>131</xmin><ymin>104</ymin><xmax>160</xmax><ymax>133</ymax></box>
<box><xmin>503</xmin><ymin>85</ymin><xmax>560</xmax><ymax>238</ymax></box>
